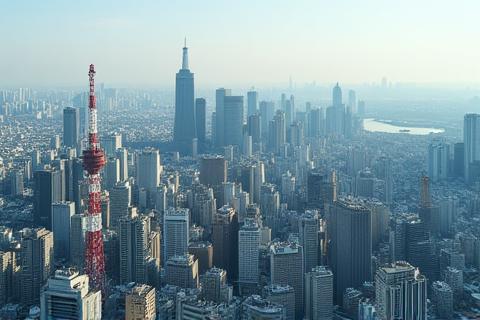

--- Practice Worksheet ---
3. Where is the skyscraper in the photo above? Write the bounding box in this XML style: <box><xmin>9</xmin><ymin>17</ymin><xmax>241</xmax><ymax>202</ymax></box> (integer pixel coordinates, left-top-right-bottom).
<box><xmin>215</xmin><ymin>88</ymin><xmax>232</xmax><ymax>147</ymax></box>
<box><xmin>305</xmin><ymin>266</ymin><xmax>333</xmax><ymax>320</ymax></box>
<box><xmin>223</xmin><ymin>95</ymin><xmax>244</xmax><ymax>147</ymax></box>
<box><xmin>136</xmin><ymin>148</ymin><xmax>162</xmax><ymax>193</ymax></box>
<box><xmin>375</xmin><ymin>262</ymin><xmax>427</xmax><ymax>320</ymax></box>
<box><xmin>70</xmin><ymin>213</ymin><xmax>87</xmax><ymax>270</ymax></box>
<box><xmin>195</xmin><ymin>98</ymin><xmax>206</xmax><ymax>147</ymax></box>
<box><xmin>428</xmin><ymin>138</ymin><xmax>450</xmax><ymax>182</ymax></box>
<box><xmin>270</xmin><ymin>241</ymin><xmax>304</xmax><ymax>319</ymax></box>
<box><xmin>52</xmin><ymin>201</ymin><xmax>75</xmax><ymax>260</ymax></box>
<box><xmin>20</xmin><ymin>228</ymin><xmax>54</xmax><ymax>305</ymax></box>
<box><xmin>163</xmin><ymin>208</ymin><xmax>189</xmax><ymax>262</ymax></box>
<box><xmin>247</xmin><ymin>90</ymin><xmax>258</xmax><ymax>116</ymax></box>
<box><xmin>34</xmin><ymin>169</ymin><xmax>63</xmax><ymax>230</ymax></box>
<box><xmin>212</xmin><ymin>205</ymin><xmax>239</xmax><ymax>282</ymax></box>
<box><xmin>109</xmin><ymin>181</ymin><xmax>132</xmax><ymax>229</ymax></box>
<box><xmin>464</xmin><ymin>113</ymin><xmax>480</xmax><ymax>183</ymax></box>
<box><xmin>40</xmin><ymin>269</ymin><xmax>102</xmax><ymax>320</ymax></box>
<box><xmin>329</xmin><ymin>198</ymin><xmax>372</xmax><ymax>304</ymax></box>
<box><xmin>119</xmin><ymin>215</ymin><xmax>150</xmax><ymax>284</ymax></box>
<box><xmin>173</xmin><ymin>40</ymin><xmax>196</xmax><ymax>155</ymax></box>
<box><xmin>299</xmin><ymin>211</ymin><xmax>320</xmax><ymax>273</ymax></box>
<box><xmin>63</xmin><ymin>106</ymin><xmax>80</xmax><ymax>148</ymax></box>
<box><xmin>202</xmin><ymin>267</ymin><xmax>228</xmax><ymax>303</ymax></box>
<box><xmin>165</xmin><ymin>254</ymin><xmax>199</xmax><ymax>289</ymax></box>
<box><xmin>0</xmin><ymin>251</ymin><xmax>16</xmax><ymax>305</ymax></box>
<box><xmin>238</xmin><ymin>218</ymin><xmax>260</xmax><ymax>294</ymax></box>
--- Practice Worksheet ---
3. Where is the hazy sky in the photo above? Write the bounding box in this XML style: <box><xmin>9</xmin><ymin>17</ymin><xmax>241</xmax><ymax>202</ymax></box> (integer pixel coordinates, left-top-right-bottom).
<box><xmin>1</xmin><ymin>0</ymin><xmax>479</xmax><ymax>88</ymax></box>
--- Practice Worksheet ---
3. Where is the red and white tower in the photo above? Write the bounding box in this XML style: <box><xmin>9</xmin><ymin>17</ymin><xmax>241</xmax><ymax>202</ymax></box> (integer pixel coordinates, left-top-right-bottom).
<box><xmin>83</xmin><ymin>64</ymin><xmax>106</xmax><ymax>292</ymax></box>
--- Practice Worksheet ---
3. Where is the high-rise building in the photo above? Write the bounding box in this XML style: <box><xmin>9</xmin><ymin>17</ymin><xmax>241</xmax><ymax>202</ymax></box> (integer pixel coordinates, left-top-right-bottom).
<box><xmin>453</xmin><ymin>142</ymin><xmax>465</xmax><ymax>178</ymax></box>
<box><xmin>119</xmin><ymin>215</ymin><xmax>150</xmax><ymax>284</ymax></box>
<box><xmin>165</xmin><ymin>254</ymin><xmax>199</xmax><ymax>289</ymax></box>
<box><xmin>299</xmin><ymin>211</ymin><xmax>320</xmax><ymax>273</ymax></box>
<box><xmin>202</xmin><ymin>267</ymin><xmax>228</xmax><ymax>303</ymax></box>
<box><xmin>102</xmin><ymin>133</ymin><xmax>122</xmax><ymax>157</ymax></box>
<box><xmin>40</xmin><ymin>269</ymin><xmax>102</xmax><ymax>320</ymax></box>
<box><xmin>224</xmin><ymin>95</ymin><xmax>244</xmax><ymax>147</ymax></box>
<box><xmin>306</xmin><ymin>170</ymin><xmax>337</xmax><ymax>210</ymax></box>
<box><xmin>215</xmin><ymin>88</ymin><xmax>232</xmax><ymax>147</ymax></box>
<box><xmin>259</xmin><ymin>100</ymin><xmax>275</xmax><ymax>138</ymax></box>
<box><xmin>20</xmin><ymin>228</ymin><xmax>54</xmax><ymax>305</ymax></box>
<box><xmin>195</xmin><ymin>98</ymin><xmax>206</xmax><ymax>147</ymax></box>
<box><xmin>52</xmin><ymin>201</ymin><xmax>75</xmax><ymax>260</ymax></box>
<box><xmin>136</xmin><ymin>148</ymin><xmax>162</xmax><ymax>193</ymax></box>
<box><xmin>247</xmin><ymin>113</ymin><xmax>262</xmax><ymax>144</ymax></box>
<box><xmin>104</xmin><ymin>156</ymin><xmax>120</xmax><ymax>189</ymax></box>
<box><xmin>348</xmin><ymin>89</ymin><xmax>357</xmax><ymax>113</ymax></box>
<box><xmin>199</xmin><ymin>155</ymin><xmax>227</xmax><ymax>187</ymax></box>
<box><xmin>329</xmin><ymin>198</ymin><xmax>372</xmax><ymax>304</ymax></box>
<box><xmin>116</xmin><ymin>148</ymin><xmax>129</xmax><ymax>181</ymax></box>
<box><xmin>247</xmin><ymin>90</ymin><xmax>258</xmax><ymax>116</ymax></box>
<box><xmin>34</xmin><ymin>169</ymin><xmax>63</xmax><ymax>230</ymax></box>
<box><xmin>375</xmin><ymin>262</ymin><xmax>427</xmax><ymax>320</ymax></box>
<box><xmin>109</xmin><ymin>181</ymin><xmax>132</xmax><ymax>229</ymax></box>
<box><xmin>464</xmin><ymin>113</ymin><xmax>480</xmax><ymax>182</ymax></box>
<box><xmin>270</xmin><ymin>241</ymin><xmax>304</xmax><ymax>319</ymax></box>
<box><xmin>428</xmin><ymin>138</ymin><xmax>450</xmax><ymax>182</ymax></box>
<box><xmin>63</xmin><ymin>106</ymin><xmax>80</xmax><ymax>148</ymax></box>
<box><xmin>70</xmin><ymin>214</ymin><xmax>87</xmax><ymax>270</ymax></box>
<box><xmin>305</xmin><ymin>266</ymin><xmax>333</xmax><ymax>320</ymax></box>
<box><xmin>173</xmin><ymin>41</ymin><xmax>196</xmax><ymax>155</ymax></box>
<box><xmin>125</xmin><ymin>284</ymin><xmax>156</xmax><ymax>320</ymax></box>
<box><xmin>238</xmin><ymin>218</ymin><xmax>260</xmax><ymax>294</ymax></box>
<box><xmin>212</xmin><ymin>205</ymin><xmax>239</xmax><ymax>282</ymax></box>
<box><xmin>188</xmin><ymin>241</ymin><xmax>213</xmax><ymax>275</ymax></box>
<box><xmin>432</xmin><ymin>281</ymin><xmax>453</xmax><ymax>319</ymax></box>
<box><xmin>0</xmin><ymin>251</ymin><xmax>16</xmax><ymax>305</ymax></box>
<box><xmin>268</xmin><ymin>110</ymin><xmax>286</xmax><ymax>153</ymax></box>
<box><xmin>263</xmin><ymin>284</ymin><xmax>295</xmax><ymax>320</ymax></box>
<box><xmin>163</xmin><ymin>208</ymin><xmax>189</xmax><ymax>262</ymax></box>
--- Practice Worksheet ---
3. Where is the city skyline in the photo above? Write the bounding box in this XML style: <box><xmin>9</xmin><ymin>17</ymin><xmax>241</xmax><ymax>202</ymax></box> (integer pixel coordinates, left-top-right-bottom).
<box><xmin>1</xmin><ymin>1</ymin><xmax>479</xmax><ymax>87</ymax></box>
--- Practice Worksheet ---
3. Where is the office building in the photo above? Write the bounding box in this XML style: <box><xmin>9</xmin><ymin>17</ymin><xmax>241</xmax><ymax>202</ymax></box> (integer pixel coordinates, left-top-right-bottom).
<box><xmin>305</xmin><ymin>266</ymin><xmax>333</xmax><ymax>320</ymax></box>
<box><xmin>247</xmin><ymin>90</ymin><xmax>258</xmax><ymax>116</ymax></box>
<box><xmin>34</xmin><ymin>169</ymin><xmax>63</xmax><ymax>230</ymax></box>
<box><xmin>102</xmin><ymin>132</ymin><xmax>122</xmax><ymax>157</ymax></box>
<box><xmin>432</xmin><ymin>281</ymin><xmax>453</xmax><ymax>320</ymax></box>
<box><xmin>259</xmin><ymin>100</ymin><xmax>275</xmax><ymax>138</ymax></box>
<box><xmin>125</xmin><ymin>284</ymin><xmax>156</xmax><ymax>320</ymax></box>
<box><xmin>270</xmin><ymin>241</ymin><xmax>304</xmax><ymax>319</ymax></box>
<box><xmin>306</xmin><ymin>170</ymin><xmax>337</xmax><ymax>209</ymax></box>
<box><xmin>202</xmin><ymin>267</ymin><xmax>228</xmax><ymax>303</ymax></box>
<box><xmin>428</xmin><ymin>138</ymin><xmax>450</xmax><ymax>182</ymax></box>
<box><xmin>263</xmin><ymin>285</ymin><xmax>295</xmax><ymax>320</ymax></box>
<box><xmin>63</xmin><ymin>107</ymin><xmax>80</xmax><ymax>148</ymax></box>
<box><xmin>329</xmin><ymin>198</ymin><xmax>372</xmax><ymax>304</ymax></box>
<box><xmin>165</xmin><ymin>254</ymin><xmax>199</xmax><ymax>289</ymax></box>
<box><xmin>188</xmin><ymin>241</ymin><xmax>213</xmax><ymax>275</ymax></box>
<box><xmin>70</xmin><ymin>214</ymin><xmax>87</xmax><ymax>270</ymax></box>
<box><xmin>173</xmin><ymin>41</ymin><xmax>196</xmax><ymax>155</ymax></box>
<box><xmin>116</xmin><ymin>147</ymin><xmax>129</xmax><ymax>181</ymax></box>
<box><xmin>223</xmin><ymin>95</ymin><xmax>244</xmax><ymax>147</ymax></box>
<box><xmin>104</xmin><ymin>156</ymin><xmax>120</xmax><ymax>189</ymax></box>
<box><xmin>20</xmin><ymin>228</ymin><xmax>54</xmax><ymax>305</ymax></box>
<box><xmin>238</xmin><ymin>218</ymin><xmax>260</xmax><ymax>294</ymax></box>
<box><xmin>52</xmin><ymin>201</ymin><xmax>75</xmax><ymax>260</ymax></box>
<box><xmin>464</xmin><ymin>113</ymin><xmax>480</xmax><ymax>182</ymax></box>
<box><xmin>212</xmin><ymin>205</ymin><xmax>239</xmax><ymax>282</ymax></box>
<box><xmin>195</xmin><ymin>98</ymin><xmax>206</xmax><ymax>146</ymax></box>
<box><xmin>163</xmin><ymin>207</ymin><xmax>189</xmax><ymax>262</ymax></box>
<box><xmin>0</xmin><ymin>251</ymin><xmax>16</xmax><ymax>305</ymax></box>
<box><xmin>268</xmin><ymin>110</ymin><xmax>286</xmax><ymax>153</ymax></box>
<box><xmin>241</xmin><ymin>295</ymin><xmax>286</xmax><ymax>319</ymax></box>
<box><xmin>109</xmin><ymin>181</ymin><xmax>132</xmax><ymax>229</ymax></box>
<box><xmin>119</xmin><ymin>215</ymin><xmax>150</xmax><ymax>284</ymax></box>
<box><xmin>375</xmin><ymin>262</ymin><xmax>427</xmax><ymax>320</ymax></box>
<box><xmin>40</xmin><ymin>269</ymin><xmax>102</xmax><ymax>320</ymax></box>
<box><xmin>299</xmin><ymin>211</ymin><xmax>320</xmax><ymax>273</ymax></box>
<box><xmin>136</xmin><ymin>148</ymin><xmax>162</xmax><ymax>193</ymax></box>
<box><xmin>199</xmin><ymin>155</ymin><xmax>227</xmax><ymax>187</ymax></box>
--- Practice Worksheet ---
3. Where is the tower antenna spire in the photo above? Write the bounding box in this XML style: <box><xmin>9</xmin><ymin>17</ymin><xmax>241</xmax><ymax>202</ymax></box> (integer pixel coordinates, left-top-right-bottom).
<box><xmin>184</xmin><ymin>36</ymin><xmax>187</xmax><ymax>48</ymax></box>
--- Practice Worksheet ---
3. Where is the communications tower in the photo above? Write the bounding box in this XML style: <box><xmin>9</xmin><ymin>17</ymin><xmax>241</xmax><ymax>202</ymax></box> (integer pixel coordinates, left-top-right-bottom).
<box><xmin>83</xmin><ymin>64</ymin><xmax>106</xmax><ymax>292</ymax></box>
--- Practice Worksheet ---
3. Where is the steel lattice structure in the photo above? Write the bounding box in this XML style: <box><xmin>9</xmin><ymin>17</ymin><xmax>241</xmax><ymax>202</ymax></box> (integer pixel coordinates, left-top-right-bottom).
<box><xmin>83</xmin><ymin>64</ymin><xmax>106</xmax><ymax>293</ymax></box>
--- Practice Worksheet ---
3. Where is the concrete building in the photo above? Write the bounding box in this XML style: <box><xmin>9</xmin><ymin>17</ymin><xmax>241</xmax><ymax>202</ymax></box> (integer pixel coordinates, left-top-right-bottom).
<box><xmin>305</xmin><ymin>266</ymin><xmax>333</xmax><ymax>320</ymax></box>
<box><xmin>0</xmin><ymin>251</ymin><xmax>16</xmax><ymax>305</ymax></box>
<box><xmin>299</xmin><ymin>211</ymin><xmax>320</xmax><ymax>273</ymax></box>
<box><xmin>165</xmin><ymin>254</ymin><xmax>199</xmax><ymax>289</ymax></box>
<box><xmin>163</xmin><ymin>207</ymin><xmax>189</xmax><ymax>262</ymax></box>
<box><xmin>188</xmin><ymin>241</ymin><xmax>213</xmax><ymax>275</ymax></box>
<box><xmin>270</xmin><ymin>241</ymin><xmax>304</xmax><ymax>319</ymax></box>
<box><xmin>263</xmin><ymin>284</ymin><xmax>295</xmax><ymax>320</ymax></box>
<box><xmin>432</xmin><ymin>281</ymin><xmax>453</xmax><ymax>320</ymax></box>
<box><xmin>40</xmin><ymin>269</ymin><xmax>101</xmax><ymax>320</ymax></box>
<box><xmin>125</xmin><ymin>284</ymin><xmax>156</xmax><ymax>320</ymax></box>
<box><xmin>109</xmin><ymin>181</ymin><xmax>131</xmax><ymax>229</ymax></box>
<box><xmin>52</xmin><ymin>201</ymin><xmax>75</xmax><ymax>260</ymax></box>
<box><xmin>212</xmin><ymin>205</ymin><xmax>239</xmax><ymax>282</ymax></box>
<box><xmin>239</xmin><ymin>218</ymin><xmax>260</xmax><ymax>294</ymax></box>
<box><xmin>375</xmin><ymin>262</ymin><xmax>427</xmax><ymax>320</ymax></box>
<box><xmin>20</xmin><ymin>228</ymin><xmax>54</xmax><ymax>305</ymax></box>
<box><xmin>242</xmin><ymin>295</ymin><xmax>286</xmax><ymax>319</ymax></box>
<box><xmin>202</xmin><ymin>267</ymin><xmax>229</xmax><ymax>303</ymax></box>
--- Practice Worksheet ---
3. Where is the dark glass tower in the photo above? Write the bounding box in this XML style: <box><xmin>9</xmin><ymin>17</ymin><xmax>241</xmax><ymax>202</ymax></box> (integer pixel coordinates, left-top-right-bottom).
<box><xmin>173</xmin><ymin>40</ymin><xmax>196</xmax><ymax>155</ymax></box>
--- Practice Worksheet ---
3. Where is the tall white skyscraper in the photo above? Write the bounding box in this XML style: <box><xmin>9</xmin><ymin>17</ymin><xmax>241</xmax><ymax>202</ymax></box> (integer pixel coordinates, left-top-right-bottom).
<box><xmin>40</xmin><ymin>269</ymin><xmax>102</xmax><ymax>320</ymax></box>
<box><xmin>463</xmin><ymin>113</ymin><xmax>480</xmax><ymax>182</ymax></box>
<box><xmin>163</xmin><ymin>208</ymin><xmax>189</xmax><ymax>262</ymax></box>
<box><xmin>109</xmin><ymin>181</ymin><xmax>132</xmax><ymax>229</ymax></box>
<box><xmin>305</xmin><ymin>266</ymin><xmax>333</xmax><ymax>320</ymax></box>
<box><xmin>116</xmin><ymin>148</ymin><xmax>129</xmax><ymax>182</ymax></box>
<box><xmin>238</xmin><ymin>218</ymin><xmax>260</xmax><ymax>294</ymax></box>
<box><xmin>52</xmin><ymin>201</ymin><xmax>75</xmax><ymax>260</ymax></box>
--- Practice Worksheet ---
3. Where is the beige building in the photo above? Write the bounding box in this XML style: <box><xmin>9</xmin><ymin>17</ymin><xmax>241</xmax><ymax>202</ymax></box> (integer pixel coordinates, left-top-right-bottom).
<box><xmin>125</xmin><ymin>284</ymin><xmax>156</xmax><ymax>320</ymax></box>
